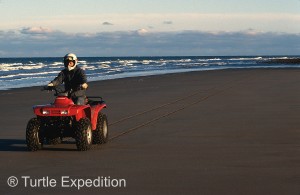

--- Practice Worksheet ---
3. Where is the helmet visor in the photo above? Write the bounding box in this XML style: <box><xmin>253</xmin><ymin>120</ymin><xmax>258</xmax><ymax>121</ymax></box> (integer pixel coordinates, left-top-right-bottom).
<box><xmin>64</xmin><ymin>59</ymin><xmax>75</xmax><ymax>67</ymax></box>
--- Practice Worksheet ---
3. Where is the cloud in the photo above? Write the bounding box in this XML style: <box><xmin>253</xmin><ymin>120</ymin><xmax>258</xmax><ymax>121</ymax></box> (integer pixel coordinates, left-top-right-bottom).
<box><xmin>20</xmin><ymin>26</ymin><xmax>53</xmax><ymax>34</ymax></box>
<box><xmin>136</xmin><ymin>29</ymin><xmax>148</xmax><ymax>36</ymax></box>
<box><xmin>102</xmin><ymin>22</ymin><xmax>113</xmax><ymax>26</ymax></box>
<box><xmin>1</xmin><ymin>27</ymin><xmax>300</xmax><ymax>57</ymax></box>
<box><xmin>163</xmin><ymin>21</ymin><xmax>173</xmax><ymax>25</ymax></box>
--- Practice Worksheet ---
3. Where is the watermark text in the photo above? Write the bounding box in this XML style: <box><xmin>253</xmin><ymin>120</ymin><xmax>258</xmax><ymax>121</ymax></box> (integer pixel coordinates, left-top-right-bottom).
<box><xmin>7</xmin><ymin>176</ymin><xmax>126</xmax><ymax>190</ymax></box>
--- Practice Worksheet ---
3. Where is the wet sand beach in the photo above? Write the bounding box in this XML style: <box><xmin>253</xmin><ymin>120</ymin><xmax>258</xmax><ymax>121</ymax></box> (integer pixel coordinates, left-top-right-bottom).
<box><xmin>0</xmin><ymin>69</ymin><xmax>299</xmax><ymax>194</ymax></box>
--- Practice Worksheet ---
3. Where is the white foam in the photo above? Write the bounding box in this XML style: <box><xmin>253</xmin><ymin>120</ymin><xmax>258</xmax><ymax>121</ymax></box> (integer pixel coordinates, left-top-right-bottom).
<box><xmin>52</xmin><ymin>62</ymin><xmax>63</xmax><ymax>66</ymax></box>
<box><xmin>97</xmin><ymin>61</ymin><xmax>112</xmax><ymax>64</ymax></box>
<box><xmin>197</xmin><ymin>58</ymin><xmax>222</xmax><ymax>62</ymax></box>
<box><xmin>228</xmin><ymin>57</ymin><xmax>263</xmax><ymax>61</ymax></box>
<box><xmin>0</xmin><ymin>71</ymin><xmax>59</xmax><ymax>79</ymax></box>
<box><xmin>142</xmin><ymin>60</ymin><xmax>150</xmax><ymax>64</ymax></box>
<box><xmin>81</xmin><ymin>65</ymin><xmax>97</xmax><ymax>70</ymax></box>
<box><xmin>0</xmin><ymin>64</ymin><xmax>45</xmax><ymax>71</ymax></box>
<box><xmin>98</xmin><ymin>64</ymin><xmax>111</xmax><ymax>69</ymax></box>
<box><xmin>78</xmin><ymin>60</ymin><xmax>87</xmax><ymax>64</ymax></box>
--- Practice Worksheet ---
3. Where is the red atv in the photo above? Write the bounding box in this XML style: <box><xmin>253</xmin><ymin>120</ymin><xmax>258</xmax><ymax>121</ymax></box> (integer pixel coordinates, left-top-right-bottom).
<box><xmin>26</xmin><ymin>86</ymin><xmax>108</xmax><ymax>151</ymax></box>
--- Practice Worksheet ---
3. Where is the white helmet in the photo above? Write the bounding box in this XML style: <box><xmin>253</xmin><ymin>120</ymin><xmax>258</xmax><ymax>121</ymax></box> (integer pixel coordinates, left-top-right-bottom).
<box><xmin>64</xmin><ymin>53</ymin><xmax>78</xmax><ymax>71</ymax></box>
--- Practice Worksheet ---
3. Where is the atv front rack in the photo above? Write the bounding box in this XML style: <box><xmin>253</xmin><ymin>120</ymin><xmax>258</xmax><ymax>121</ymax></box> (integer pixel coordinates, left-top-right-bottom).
<box><xmin>87</xmin><ymin>96</ymin><xmax>105</xmax><ymax>106</ymax></box>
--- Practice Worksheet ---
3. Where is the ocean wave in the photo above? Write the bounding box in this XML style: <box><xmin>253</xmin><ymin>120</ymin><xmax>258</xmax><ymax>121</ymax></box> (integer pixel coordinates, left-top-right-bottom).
<box><xmin>0</xmin><ymin>63</ymin><xmax>45</xmax><ymax>71</ymax></box>
<box><xmin>98</xmin><ymin>64</ymin><xmax>111</xmax><ymax>69</ymax></box>
<box><xmin>228</xmin><ymin>57</ymin><xmax>263</xmax><ymax>61</ymax></box>
<box><xmin>197</xmin><ymin>58</ymin><xmax>222</xmax><ymax>62</ymax></box>
<box><xmin>1</xmin><ymin>56</ymin><xmax>300</xmax><ymax>90</ymax></box>
<box><xmin>0</xmin><ymin>71</ymin><xmax>59</xmax><ymax>79</ymax></box>
<box><xmin>81</xmin><ymin>65</ymin><xmax>98</xmax><ymax>71</ymax></box>
<box><xmin>97</xmin><ymin>61</ymin><xmax>112</xmax><ymax>64</ymax></box>
<box><xmin>51</xmin><ymin>62</ymin><xmax>63</xmax><ymax>66</ymax></box>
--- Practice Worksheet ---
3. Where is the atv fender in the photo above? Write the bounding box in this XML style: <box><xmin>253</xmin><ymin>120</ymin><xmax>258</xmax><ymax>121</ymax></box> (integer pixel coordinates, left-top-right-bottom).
<box><xmin>75</xmin><ymin>106</ymin><xmax>91</xmax><ymax>122</ymax></box>
<box><xmin>91</xmin><ymin>104</ymin><xmax>106</xmax><ymax>130</ymax></box>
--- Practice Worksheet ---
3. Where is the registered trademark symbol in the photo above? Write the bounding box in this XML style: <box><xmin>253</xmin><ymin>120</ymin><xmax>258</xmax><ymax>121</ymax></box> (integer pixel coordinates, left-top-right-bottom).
<box><xmin>7</xmin><ymin>176</ymin><xmax>18</xmax><ymax>187</ymax></box>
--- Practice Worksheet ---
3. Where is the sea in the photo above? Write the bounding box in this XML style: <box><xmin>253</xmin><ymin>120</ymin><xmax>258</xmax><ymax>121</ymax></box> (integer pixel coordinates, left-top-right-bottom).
<box><xmin>0</xmin><ymin>56</ymin><xmax>300</xmax><ymax>90</ymax></box>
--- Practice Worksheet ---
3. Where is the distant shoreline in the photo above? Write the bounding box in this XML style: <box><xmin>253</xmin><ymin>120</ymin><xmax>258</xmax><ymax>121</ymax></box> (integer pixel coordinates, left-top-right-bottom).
<box><xmin>261</xmin><ymin>58</ymin><xmax>300</xmax><ymax>64</ymax></box>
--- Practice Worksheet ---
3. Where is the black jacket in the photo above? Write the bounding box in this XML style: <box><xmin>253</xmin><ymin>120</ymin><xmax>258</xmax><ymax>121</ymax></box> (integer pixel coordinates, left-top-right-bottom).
<box><xmin>51</xmin><ymin>66</ymin><xmax>87</xmax><ymax>97</ymax></box>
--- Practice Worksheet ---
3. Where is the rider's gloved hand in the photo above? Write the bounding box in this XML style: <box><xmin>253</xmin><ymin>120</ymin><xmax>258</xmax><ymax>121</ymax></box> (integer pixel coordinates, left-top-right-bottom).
<box><xmin>48</xmin><ymin>83</ymin><xmax>54</xmax><ymax>87</ymax></box>
<box><xmin>81</xmin><ymin>83</ymin><xmax>88</xmax><ymax>89</ymax></box>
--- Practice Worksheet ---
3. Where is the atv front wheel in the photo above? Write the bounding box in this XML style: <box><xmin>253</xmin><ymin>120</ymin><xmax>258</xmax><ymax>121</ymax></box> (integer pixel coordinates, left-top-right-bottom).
<box><xmin>75</xmin><ymin>118</ymin><xmax>92</xmax><ymax>151</ymax></box>
<box><xmin>26</xmin><ymin>118</ymin><xmax>43</xmax><ymax>151</ymax></box>
<box><xmin>93</xmin><ymin>113</ymin><xmax>108</xmax><ymax>144</ymax></box>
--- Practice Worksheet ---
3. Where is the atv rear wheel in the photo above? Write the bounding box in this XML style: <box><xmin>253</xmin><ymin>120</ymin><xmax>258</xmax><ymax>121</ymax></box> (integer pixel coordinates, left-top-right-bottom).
<box><xmin>93</xmin><ymin>113</ymin><xmax>108</xmax><ymax>144</ymax></box>
<box><xmin>75</xmin><ymin>118</ymin><xmax>92</xmax><ymax>151</ymax></box>
<box><xmin>26</xmin><ymin>118</ymin><xmax>43</xmax><ymax>151</ymax></box>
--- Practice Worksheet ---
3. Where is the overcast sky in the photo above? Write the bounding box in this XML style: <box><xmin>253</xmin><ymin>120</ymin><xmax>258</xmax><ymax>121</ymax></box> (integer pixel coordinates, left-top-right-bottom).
<box><xmin>0</xmin><ymin>0</ymin><xmax>300</xmax><ymax>57</ymax></box>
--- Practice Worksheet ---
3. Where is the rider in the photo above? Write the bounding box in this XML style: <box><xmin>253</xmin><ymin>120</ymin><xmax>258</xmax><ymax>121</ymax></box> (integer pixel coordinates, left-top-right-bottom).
<box><xmin>48</xmin><ymin>53</ymin><xmax>88</xmax><ymax>105</ymax></box>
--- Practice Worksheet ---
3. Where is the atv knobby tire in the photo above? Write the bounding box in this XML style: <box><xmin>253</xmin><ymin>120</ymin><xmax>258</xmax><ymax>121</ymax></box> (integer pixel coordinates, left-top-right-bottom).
<box><xmin>26</xmin><ymin>118</ymin><xmax>43</xmax><ymax>151</ymax></box>
<box><xmin>75</xmin><ymin>118</ymin><xmax>92</xmax><ymax>151</ymax></box>
<box><xmin>93</xmin><ymin>113</ymin><xmax>108</xmax><ymax>144</ymax></box>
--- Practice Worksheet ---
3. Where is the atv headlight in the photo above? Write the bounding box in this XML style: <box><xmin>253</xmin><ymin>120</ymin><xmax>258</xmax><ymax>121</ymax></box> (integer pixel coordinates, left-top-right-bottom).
<box><xmin>60</xmin><ymin>110</ymin><xmax>68</xmax><ymax>115</ymax></box>
<box><xmin>42</xmin><ymin>110</ymin><xmax>50</xmax><ymax>115</ymax></box>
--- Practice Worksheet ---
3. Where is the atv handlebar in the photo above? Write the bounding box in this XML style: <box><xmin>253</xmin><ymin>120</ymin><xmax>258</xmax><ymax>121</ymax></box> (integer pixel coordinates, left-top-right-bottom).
<box><xmin>42</xmin><ymin>85</ymin><xmax>86</xmax><ymax>93</ymax></box>
<box><xmin>42</xmin><ymin>86</ymin><xmax>55</xmax><ymax>91</ymax></box>
<box><xmin>42</xmin><ymin>85</ymin><xmax>105</xmax><ymax>105</ymax></box>
<box><xmin>42</xmin><ymin>85</ymin><xmax>95</xmax><ymax>97</ymax></box>
<box><xmin>42</xmin><ymin>85</ymin><xmax>71</xmax><ymax>97</ymax></box>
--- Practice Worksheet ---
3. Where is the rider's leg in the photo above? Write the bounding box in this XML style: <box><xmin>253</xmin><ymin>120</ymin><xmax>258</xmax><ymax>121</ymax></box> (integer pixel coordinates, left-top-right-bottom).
<box><xmin>73</xmin><ymin>96</ymin><xmax>85</xmax><ymax>105</ymax></box>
